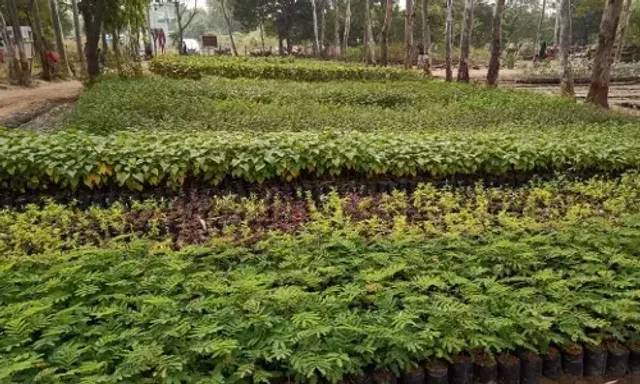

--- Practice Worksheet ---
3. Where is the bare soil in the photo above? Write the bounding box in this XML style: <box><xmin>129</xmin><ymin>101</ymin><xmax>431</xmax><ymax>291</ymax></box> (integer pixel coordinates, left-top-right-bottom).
<box><xmin>431</xmin><ymin>67</ymin><xmax>522</xmax><ymax>81</ymax></box>
<box><xmin>432</xmin><ymin>66</ymin><xmax>640</xmax><ymax>112</ymax></box>
<box><xmin>17</xmin><ymin>102</ymin><xmax>76</xmax><ymax>132</ymax></box>
<box><xmin>508</xmin><ymin>81</ymin><xmax>640</xmax><ymax>111</ymax></box>
<box><xmin>0</xmin><ymin>80</ymin><xmax>83</xmax><ymax>128</ymax></box>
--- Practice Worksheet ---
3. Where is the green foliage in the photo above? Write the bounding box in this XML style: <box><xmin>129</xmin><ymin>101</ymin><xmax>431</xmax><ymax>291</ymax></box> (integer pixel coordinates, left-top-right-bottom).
<box><xmin>3</xmin><ymin>129</ymin><xmax>640</xmax><ymax>192</ymax></box>
<box><xmin>2</xmin><ymin>219</ymin><xmax>640</xmax><ymax>382</ymax></box>
<box><xmin>5</xmin><ymin>173</ymin><xmax>640</xmax><ymax>256</ymax></box>
<box><xmin>149</xmin><ymin>55</ymin><xmax>426</xmax><ymax>81</ymax></box>
<box><xmin>0</xmin><ymin>200</ymin><xmax>169</xmax><ymax>256</ymax></box>
<box><xmin>207</xmin><ymin>173</ymin><xmax>640</xmax><ymax>239</ymax></box>
<box><xmin>67</xmin><ymin>76</ymin><xmax>631</xmax><ymax>134</ymax></box>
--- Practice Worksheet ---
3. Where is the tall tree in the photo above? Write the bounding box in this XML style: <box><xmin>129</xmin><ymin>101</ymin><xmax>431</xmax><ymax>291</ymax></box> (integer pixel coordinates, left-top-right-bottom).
<box><xmin>320</xmin><ymin>0</ymin><xmax>326</xmax><ymax>56</ymax></box>
<box><xmin>614</xmin><ymin>0</ymin><xmax>632</xmax><ymax>63</ymax></box>
<box><xmin>220</xmin><ymin>0</ymin><xmax>238</xmax><ymax>55</ymax></box>
<box><xmin>101</xmin><ymin>32</ymin><xmax>108</xmax><ymax>54</ymax></box>
<box><xmin>342</xmin><ymin>0</ymin><xmax>351</xmax><ymax>58</ymax></box>
<box><xmin>71</xmin><ymin>0</ymin><xmax>86</xmax><ymax>74</ymax></box>
<box><xmin>457</xmin><ymin>0</ymin><xmax>474</xmax><ymax>82</ymax></box>
<box><xmin>486</xmin><ymin>0</ymin><xmax>505</xmax><ymax>86</ymax></box>
<box><xmin>175</xmin><ymin>1</ymin><xmax>183</xmax><ymax>52</ymax></box>
<box><xmin>380</xmin><ymin>0</ymin><xmax>392</xmax><ymax>65</ymax></box>
<box><xmin>174</xmin><ymin>0</ymin><xmax>199</xmax><ymax>54</ymax></box>
<box><xmin>226</xmin><ymin>0</ymin><xmax>265</xmax><ymax>51</ymax></box>
<box><xmin>259</xmin><ymin>16</ymin><xmax>266</xmax><ymax>51</ymax></box>
<box><xmin>0</xmin><ymin>10</ymin><xmax>14</xmax><ymax>80</ymax></box>
<box><xmin>145</xmin><ymin>4</ymin><xmax>154</xmax><ymax>55</ymax></box>
<box><xmin>311</xmin><ymin>0</ymin><xmax>320</xmax><ymax>57</ymax></box>
<box><xmin>259</xmin><ymin>0</ymin><xmax>316</xmax><ymax>54</ymax></box>
<box><xmin>558</xmin><ymin>0</ymin><xmax>574</xmax><ymax>96</ymax></box>
<box><xmin>5</xmin><ymin>0</ymin><xmax>31</xmax><ymax>85</ymax></box>
<box><xmin>363</xmin><ymin>0</ymin><xmax>369</xmax><ymax>62</ymax></box>
<box><xmin>103</xmin><ymin>0</ymin><xmax>147</xmax><ymax>62</ymax></box>
<box><xmin>554</xmin><ymin>1</ymin><xmax>560</xmax><ymax>45</ymax></box>
<box><xmin>50</xmin><ymin>0</ymin><xmax>72</xmax><ymax>77</ymax></box>
<box><xmin>445</xmin><ymin>0</ymin><xmax>453</xmax><ymax>81</ymax></box>
<box><xmin>363</xmin><ymin>0</ymin><xmax>375</xmax><ymax>63</ymax></box>
<box><xmin>533</xmin><ymin>0</ymin><xmax>547</xmax><ymax>56</ymax></box>
<box><xmin>404</xmin><ymin>0</ymin><xmax>414</xmax><ymax>69</ymax></box>
<box><xmin>586</xmin><ymin>0</ymin><xmax>623</xmax><ymax>107</ymax></box>
<box><xmin>111</xmin><ymin>26</ymin><xmax>122</xmax><ymax>71</ymax></box>
<box><xmin>78</xmin><ymin>0</ymin><xmax>108</xmax><ymax>81</ymax></box>
<box><xmin>28</xmin><ymin>0</ymin><xmax>54</xmax><ymax>81</ymax></box>
<box><xmin>367</xmin><ymin>2</ymin><xmax>375</xmax><ymax>62</ymax></box>
<box><xmin>420</xmin><ymin>0</ymin><xmax>431</xmax><ymax>73</ymax></box>
<box><xmin>363</xmin><ymin>2</ymin><xmax>368</xmax><ymax>61</ymax></box>
<box><xmin>333</xmin><ymin>0</ymin><xmax>341</xmax><ymax>57</ymax></box>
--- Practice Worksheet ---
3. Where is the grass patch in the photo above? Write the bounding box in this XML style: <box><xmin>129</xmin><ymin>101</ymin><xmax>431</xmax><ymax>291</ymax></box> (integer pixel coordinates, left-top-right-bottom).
<box><xmin>67</xmin><ymin>76</ymin><xmax>632</xmax><ymax>134</ymax></box>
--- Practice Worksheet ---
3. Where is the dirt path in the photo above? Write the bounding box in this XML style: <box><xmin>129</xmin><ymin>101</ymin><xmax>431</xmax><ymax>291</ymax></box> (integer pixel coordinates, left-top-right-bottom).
<box><xmin>0</xmin><ymin>80</ymin><xmax>83</xmax><ymax>128</ymax></box>
<box><xmin>431</xmin><ymin>67</ymin><xmax>523</xmax><ymax>81</ymax></box>
<box><xmin>432</xmin><ymin>67</ymin><xmax>640</xmax><ymax>112</ymax></box>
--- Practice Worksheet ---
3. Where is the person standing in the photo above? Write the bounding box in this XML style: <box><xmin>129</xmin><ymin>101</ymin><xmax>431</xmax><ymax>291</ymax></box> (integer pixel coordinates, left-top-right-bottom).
<box><xmin>158</xmin><ymin>29</ymin><xmax>166</xmax><ymax>54</ymax></box>
<box><xmin>417</xmin><ymin>43</ymin><xmax>428</xmax><ymax>72</ymax></box>
<box><xmin>45</xmin><ymin>49</ymin><xmax>59</xmax><ymax>78</ymax></box>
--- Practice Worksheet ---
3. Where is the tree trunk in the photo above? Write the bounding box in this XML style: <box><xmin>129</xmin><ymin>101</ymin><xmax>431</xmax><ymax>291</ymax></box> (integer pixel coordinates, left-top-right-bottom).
<box><xmin>6</xmin><ymin>0</ymin><xmax>31</xmax><ymax>86</ymax></box>
<box><xmin>50</xmin><ymin>0</ymin><xmax>72</xmax><ymax>77</ymax></box>
<box><xmin>221</xmin><ymin>0</ymin><xmax>238</xmax><ymax>56</ymax></box>
<box><xmin>586</xmin><ymin>0</ymin><xmax>624</xmax><ymax>107</ymax></box>
<box><xmin>569</xmin><ymin>3</ymin><xmax>573</xmax><ymax>43</ymax></box>
<box><xmin>533</xmin><ymin>0</ymin><xmax>547</xmax><ymax>57</ymax></box>
<box><xmin>367</xmin><ymin>4</ymin><xmax>376</xmax><ymax>63</ymax></box>
<box><xmin>554</xmin><ymin>0</ymin><xmax>561</xmax><ymax>46</ymax></box>
<box><xmin>102</xmin><ymin>32</ymin><xmax>109</xmax><ymax>54</ymax></box>
<box><xmin>259</xmin><ymin>18</ymin><xmax>266</xmax><ymax>51</ymax></box>
<box><xmin>0</xmin><ymin>10</ymin><xmax>16</xmax><ymax>83</ymax></box>
<box><xmin>364</xmin><ymin>0</ymin><xmax>375</xmax><ymax>63</ymax></box>
<box><xmin>79</xmin><ymin>0</ymin><xmax>108</xmax><ymax>81</ymax></box>
<box><xmin>445</xmin><ymin>0</ymin><xmax>453</xmax><ymax>81</ymax></box>
<box><xmin>320</xmin><ymin>1</ymin><xmax>326</xmax><ymax>56</ymax></box>
<box><xmin>333</xmin><ymin>0</ymin><xmax>341</xmax><ymax>57</ymax></box>
<box><xmin>404</xmin><ymin>0</ymin><xmax>414</xmax><ymax>69</ymax></box>
<box><xmin>614</xmin><ymin>0</ymin><xmax>632</xmax><ymax>63</ymax></box>
<box><xmin>112</xmin><ymin>27</ymin><xmax>122</xmax><ymax>72</ymax></box>
<box><xmin>29</xmin><ymin>0</ymin><xmax>54</xmax><ymax>81</ymax></box>
<box><xmin>311</xmin><ymin>0</ymin><xmax>320</xmax><ymax>57</ymax></box>
<box><xmin>363</xmin><ymin>0</ymin><xmax>369</xmax><ymax>62</ymax></box>
<box><xmin>71</xmin><ymin>0</ymin><xmax>86</xmax><ymax>73</ymax></box>
<box><xmin>457</xmin><ymin>0</ymin><xmax>474</xmax><ymax>82</ymax></box>
<box><xmin>144</xmin><ymin>3</ymin><xmax>154</xmax><ymax>55</ymax></box>
<box><xmin>558</xmin><ymin>0</ymin><xmax>574</xmax><ymax>96</ymax></box>
<box><xmin>132</xmin><ymin>26</ymin><xmax>141</xmax><ymax>60</ymax></box>
<box><xmin>381</xmin><ymin>0</ymin><xmax>392</xmax><ymax>65</ymax></box>
<box><xmin>342</xmin><ymin>0</ymin><xmax>351</xmax><ymax>59</ymax></box>
<box><xmin>486</xmin><ymin>0</ymin><xmax>505</xmax><ymax>86</ymax></box>
<box><xmin>0</xmin><ymin>11</ymin><xmax>13</xmax><ymax>66</ymax></box>
<box><xmin>421</xmin><ymin>0</ymin><xmax>431</xmax><ymax>73</ymax></box>
<box><xmin>174</xmin><ymin>1</ymin><xmax>184</xmax><ymax>53</ymax></box>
